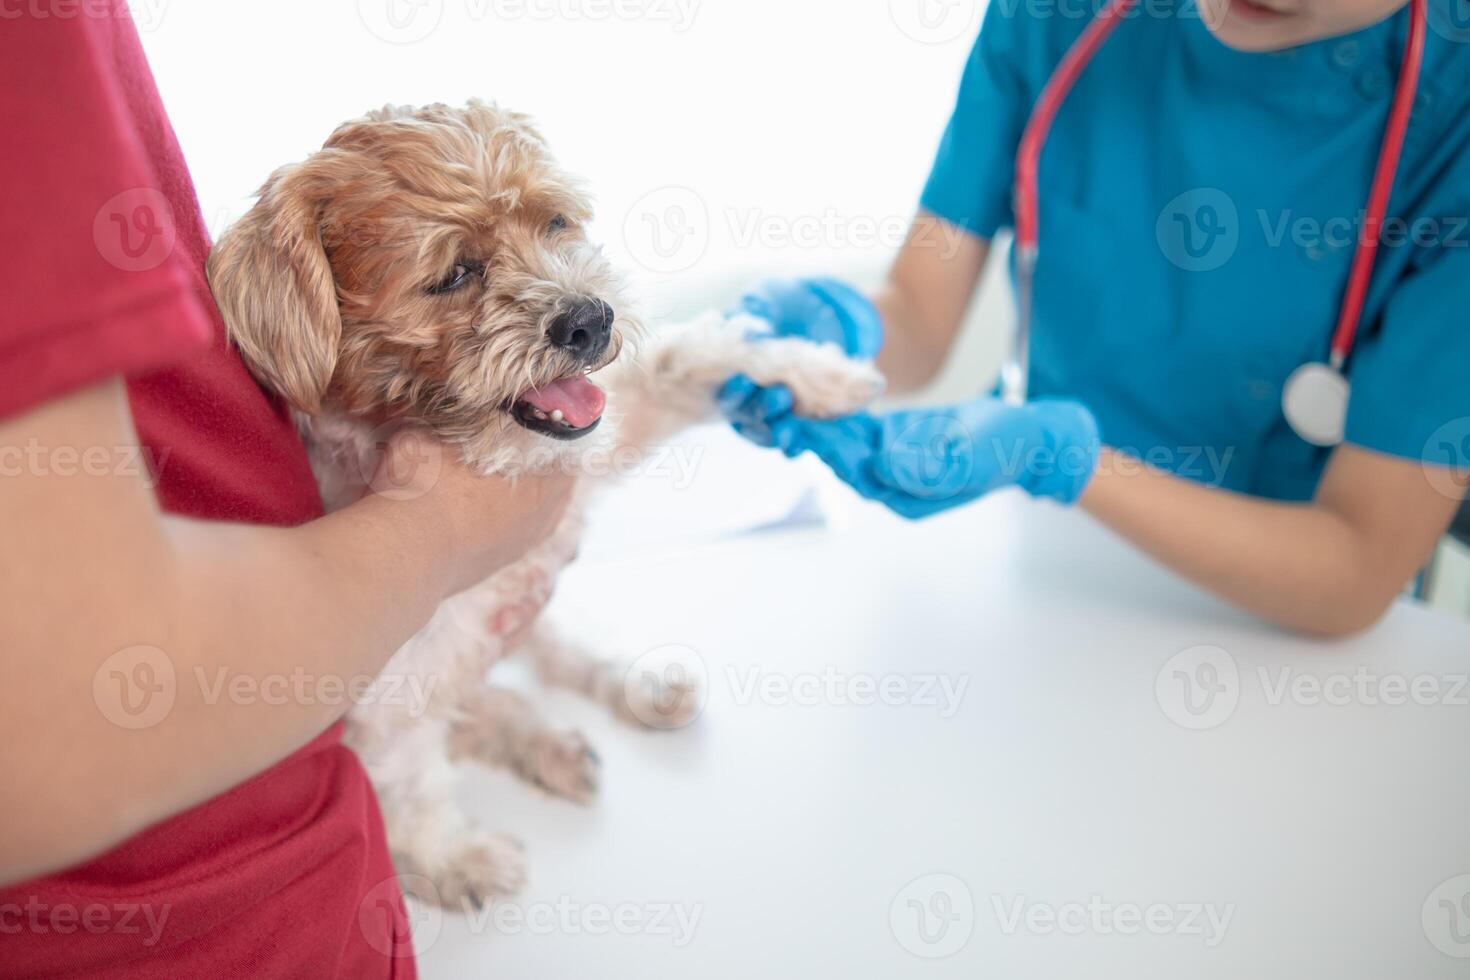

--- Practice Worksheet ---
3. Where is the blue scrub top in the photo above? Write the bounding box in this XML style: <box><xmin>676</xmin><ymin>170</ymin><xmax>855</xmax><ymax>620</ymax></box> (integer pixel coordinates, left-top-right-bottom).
<box><xmin>921</xmin><ymin>0</ymin><xmax>1470</xmax><ymax>501</ymax></box>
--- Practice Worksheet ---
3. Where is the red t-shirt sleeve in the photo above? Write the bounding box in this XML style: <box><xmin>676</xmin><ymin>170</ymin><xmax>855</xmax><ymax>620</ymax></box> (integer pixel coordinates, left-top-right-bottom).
<box><xmin>0</xmin><ymin>16</ymin><xmax>211</xmax><ymax>421</ymax></box>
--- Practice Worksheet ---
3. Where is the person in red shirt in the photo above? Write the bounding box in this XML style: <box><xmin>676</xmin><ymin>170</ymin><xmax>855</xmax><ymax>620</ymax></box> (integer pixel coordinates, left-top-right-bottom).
<box><xmin>0</xmin><ymin>7</ymin><xmax>574</xmax><ymax>977</ymax></box>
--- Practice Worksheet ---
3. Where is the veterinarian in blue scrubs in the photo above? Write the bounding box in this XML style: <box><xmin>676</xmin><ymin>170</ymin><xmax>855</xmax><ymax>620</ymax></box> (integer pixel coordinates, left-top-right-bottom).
<box><xmin>721</xmin><ymin>0</ymin><xmax>1470</xmax><ymax>634</ymax></box>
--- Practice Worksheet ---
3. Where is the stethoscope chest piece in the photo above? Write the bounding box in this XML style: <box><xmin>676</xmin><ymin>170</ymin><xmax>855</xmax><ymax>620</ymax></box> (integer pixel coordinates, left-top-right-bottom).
<box><xmin>1282</xmin><ymin>362</ymin><xmax>1350</xmax><ymax>447</ymax></box>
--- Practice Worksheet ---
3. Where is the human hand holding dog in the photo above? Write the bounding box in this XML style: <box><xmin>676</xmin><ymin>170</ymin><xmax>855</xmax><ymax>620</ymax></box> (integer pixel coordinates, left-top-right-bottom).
<box><xmin>365</xmin><ymin>428</ymin><xmax>577</xmax><ymax>599</ymax></box>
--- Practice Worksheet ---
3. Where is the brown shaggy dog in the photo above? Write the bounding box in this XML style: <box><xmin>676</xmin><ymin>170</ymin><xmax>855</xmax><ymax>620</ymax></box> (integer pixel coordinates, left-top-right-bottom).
<box><xmin>208</xmin><ymin>100</ymin><xmax>881</xmax><ymax>908</ymax></box>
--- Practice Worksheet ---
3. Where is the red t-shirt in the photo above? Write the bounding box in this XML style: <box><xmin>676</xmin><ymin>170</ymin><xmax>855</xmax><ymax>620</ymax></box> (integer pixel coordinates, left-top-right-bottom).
<box><xmin>0</xmin><ymin>9</ymin><xmax>415</xmax><ymax>978</ymax></box>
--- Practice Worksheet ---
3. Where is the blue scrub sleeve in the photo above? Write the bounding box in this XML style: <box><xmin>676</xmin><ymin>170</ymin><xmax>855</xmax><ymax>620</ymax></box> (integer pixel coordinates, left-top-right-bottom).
<box><xmin>1344</xmin><ymin>219</ymin><xmax>1470</xmax><ymax>471</ymax></box>
<box><xmin>918</xmin><ymin>3</ymin><xmax>1030</xmax><ymax>240</ymax></box>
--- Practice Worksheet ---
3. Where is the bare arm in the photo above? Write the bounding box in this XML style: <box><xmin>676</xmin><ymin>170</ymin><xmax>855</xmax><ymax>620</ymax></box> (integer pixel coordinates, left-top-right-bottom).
<box><xmin>0</xmin><ymin>379</ymin><xmax>574</xmax><ymax>884</ymax></box>
<box><xmin>873</xmin><ymin>213</ymin><xmax>991</xmax><ymax>393</ymax></box>
<box><xmin>1080</xmin><ymin>444</ymin><xmax>1464</xmax><ymax>636</ymax></box>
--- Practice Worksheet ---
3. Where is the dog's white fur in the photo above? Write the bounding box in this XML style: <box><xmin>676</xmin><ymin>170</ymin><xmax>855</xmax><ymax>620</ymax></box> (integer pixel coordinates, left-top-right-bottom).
<box><xmin>206</xmin><ymin>101</ymin><xmax>882</xmax><ymax>908</ymax></box>
<box><xmin>333</xmin><ymin>312</ymin><xmax>879</xmax><ymax>908</ymax></box>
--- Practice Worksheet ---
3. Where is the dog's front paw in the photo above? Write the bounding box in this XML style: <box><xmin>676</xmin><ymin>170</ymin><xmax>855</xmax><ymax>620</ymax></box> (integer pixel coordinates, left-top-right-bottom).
<box><xmin>399</xmin><ymin>831</ymin><xmax>527</xmax><ymax>911</ymax></box>
<box><xmin>747</xmin><ymin>339</ymin><xmax>884</xmax><ymax>419</ymax></box>
<box><xmin>791</xmin><ymin>353</ymin><xmax>885</xmax><ymax>419</ymax></box>
<box><xmin>612</xmin><ymin>660</ymin><xmax>704</xmax><ymax>730</ymax></box>
<box><xmin>528</xmin><ymin>729</ymin><xmax>600</xmax><ymax>804</ymax></box>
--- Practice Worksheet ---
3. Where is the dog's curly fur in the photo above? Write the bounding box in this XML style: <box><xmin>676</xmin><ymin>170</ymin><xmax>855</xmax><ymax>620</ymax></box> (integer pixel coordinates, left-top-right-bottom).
<box><xmin>207</xmin><ymin>100</ymin><xmax>882</xmax><ymax>909</ymax></box>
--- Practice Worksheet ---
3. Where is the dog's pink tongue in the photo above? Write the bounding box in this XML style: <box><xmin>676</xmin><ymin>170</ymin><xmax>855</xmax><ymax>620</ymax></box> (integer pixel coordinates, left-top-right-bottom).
<box><xmin>520</xmin><ymin>376</ymin><xmax>606</xmax><ymax>428</ymax></box>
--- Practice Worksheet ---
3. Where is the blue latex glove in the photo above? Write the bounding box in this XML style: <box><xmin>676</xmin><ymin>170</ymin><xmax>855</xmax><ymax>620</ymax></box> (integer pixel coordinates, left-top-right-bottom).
<box><xmin>718</xmin><ymin>277</ymin><xmax>882</xmax><ymax>444</ymax></box>
<box><xmin>728</xmin><ymin>277</ymin><xmax>884</xmax><ymax>358</ymax></box>
<box><xmin>717</xmin><ymin>375</ymin><xmax>798</xmax><ymax>449</ymax></box>
<box><xmin>719</xmin><ymin>383</ymin><xmax>1100</xmax><ymax>514</ymax></box>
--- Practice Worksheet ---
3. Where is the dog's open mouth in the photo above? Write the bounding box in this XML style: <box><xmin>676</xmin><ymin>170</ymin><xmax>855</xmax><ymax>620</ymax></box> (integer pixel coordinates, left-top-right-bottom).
<box><xmin>512</xmin><ymin>374</ymin><xmax>606</xmax><ymax>440</ymax></box>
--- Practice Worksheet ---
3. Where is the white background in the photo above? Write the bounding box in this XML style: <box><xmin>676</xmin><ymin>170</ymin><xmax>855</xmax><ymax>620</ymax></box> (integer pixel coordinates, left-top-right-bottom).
<box><xmin>136</xmin><ymin>0</ymin><xmax>1007</xmax><ymax>365</ymax></box>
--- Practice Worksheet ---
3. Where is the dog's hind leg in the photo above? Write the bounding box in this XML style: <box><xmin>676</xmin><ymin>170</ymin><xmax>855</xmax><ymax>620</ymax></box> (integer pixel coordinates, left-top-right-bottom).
<box><xmin>523</xmin><ymin>621</ymin><xmax>703</xmax><ymax>730</ymax></box>
<box><xmin>346</xmin><ymin>706</ymin><xmax>526</xmax><ymax>909</ymax></box>
<box><xmin>449</xmin><ymin>686</ymin><xmax>601</xmax><ymax>804</ymax></box>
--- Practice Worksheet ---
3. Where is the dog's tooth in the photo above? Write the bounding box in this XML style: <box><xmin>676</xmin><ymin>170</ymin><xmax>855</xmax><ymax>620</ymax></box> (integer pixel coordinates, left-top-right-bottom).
<box><xmin>550</xmin><ymin>409</ymin><xmax>564</xmax><ymax>423</ymax></box>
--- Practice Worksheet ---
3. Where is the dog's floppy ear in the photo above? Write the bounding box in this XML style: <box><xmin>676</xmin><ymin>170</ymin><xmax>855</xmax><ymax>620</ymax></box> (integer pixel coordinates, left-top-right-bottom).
<box><xmin>207</xmin><ymin>160</ymin><xmax>342</xmax><ymax>414</ymax></box>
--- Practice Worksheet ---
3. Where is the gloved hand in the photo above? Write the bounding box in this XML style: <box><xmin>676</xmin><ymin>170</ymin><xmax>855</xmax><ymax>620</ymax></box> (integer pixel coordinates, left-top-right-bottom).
<box><xmin>718</xmin><ymin>383</ymin><xmax>1100</xmax><ymax>516</ymax></box>
<box><xmin>719</xmin><ymin>276</ymin><xmax>883</xmax><ymax>448</ymax></box>
<box><xmin>728</xmin><ymin>277</ymin><xmax>884</xmax><ymax>358</ymax></box>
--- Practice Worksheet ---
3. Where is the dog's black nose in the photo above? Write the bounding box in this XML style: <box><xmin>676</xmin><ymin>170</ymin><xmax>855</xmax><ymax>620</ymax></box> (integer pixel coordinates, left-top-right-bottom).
<box><xmin>548</xmin><ymin>299</ymin><xmax>613</xmax><ymax>359</ymax></box>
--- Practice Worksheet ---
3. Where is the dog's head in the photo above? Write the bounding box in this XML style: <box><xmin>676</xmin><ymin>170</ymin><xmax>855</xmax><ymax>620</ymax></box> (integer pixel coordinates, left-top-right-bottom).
<box><xmin>207</xmin><ymin>100</ymin><xmax>632</xmax><ymax>464</ymax></box>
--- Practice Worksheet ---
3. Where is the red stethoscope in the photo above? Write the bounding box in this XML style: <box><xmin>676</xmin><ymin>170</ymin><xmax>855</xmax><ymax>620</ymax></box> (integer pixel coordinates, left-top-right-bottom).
<box><xmin>1005</xmin><ymin>0</ymin><xmax>1428</xmax><ymax>447</ymax></box>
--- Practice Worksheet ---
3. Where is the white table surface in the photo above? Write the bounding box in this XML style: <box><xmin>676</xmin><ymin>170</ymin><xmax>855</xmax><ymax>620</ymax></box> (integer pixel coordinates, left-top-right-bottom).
<box><xmin>415</xmin><ymin>443</ymin><xmax>1470</xmax><ymax>979</ymax></box>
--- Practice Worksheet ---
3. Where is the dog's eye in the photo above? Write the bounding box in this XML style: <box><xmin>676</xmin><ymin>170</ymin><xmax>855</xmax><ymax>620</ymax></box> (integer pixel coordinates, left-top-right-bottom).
<box><xmin>547</xmin><ymin>214</ymin><xmax>568</xmax><ymax>234</ymax></box>
<box><xmin>428</xmin><ymin>261</ymin><xmax>482</xmax><ymax>295</ymax></box>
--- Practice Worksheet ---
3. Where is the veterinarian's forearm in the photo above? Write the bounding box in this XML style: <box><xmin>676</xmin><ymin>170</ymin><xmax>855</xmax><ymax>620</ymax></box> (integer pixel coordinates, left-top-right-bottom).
<box><xmin>1079</xmin><ymin>446</ymin><xmax>1455</xmax><ymax>636</ymax></box>
<box><xmin>0</xmin><ymin>382</ymin><xmax>536</xmax><ymax>884</ymax></box>
<box><xmin>873</xmin><ymin>214</ymin><xmax>989</xmax><ymax>393</ymax></box>
<box><xmin>872</xmin><ymin>286</ymin><xmax>949</xmax><ymax>392</ymax></box>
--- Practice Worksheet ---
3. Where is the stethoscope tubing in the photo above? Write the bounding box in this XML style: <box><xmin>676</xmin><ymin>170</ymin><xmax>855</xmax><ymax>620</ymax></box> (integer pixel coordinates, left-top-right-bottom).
<box><xmin>1009</xmin><ymin>0</ymin><xmax>1428</xmax><ymax>383</ymax></box>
